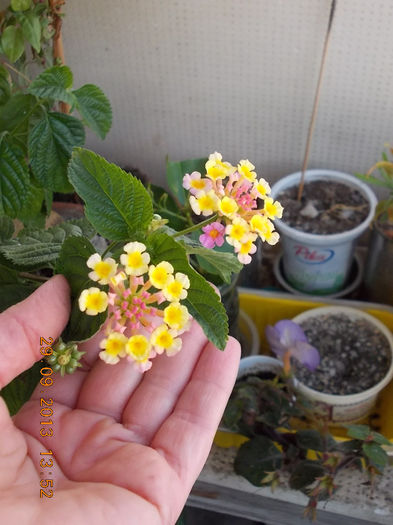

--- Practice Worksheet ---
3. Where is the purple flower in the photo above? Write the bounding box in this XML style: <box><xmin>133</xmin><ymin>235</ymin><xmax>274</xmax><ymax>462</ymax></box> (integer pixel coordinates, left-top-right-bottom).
<box><xmin>199</xmin><ymin>221</ymin><xmax>225</xmax><ymax>249</ymax></box>
<box><xmin>265</xmin><ymin>320</ymin><xmax>320</xmax><ymax>373</ymax></box>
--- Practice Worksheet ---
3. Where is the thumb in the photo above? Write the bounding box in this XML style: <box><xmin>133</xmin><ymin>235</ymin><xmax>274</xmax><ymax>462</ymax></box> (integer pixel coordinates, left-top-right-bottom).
<box><xmin>0</xmin><ymin>275</ymin><xmax>70</xmax><ymax>389</ymax></box>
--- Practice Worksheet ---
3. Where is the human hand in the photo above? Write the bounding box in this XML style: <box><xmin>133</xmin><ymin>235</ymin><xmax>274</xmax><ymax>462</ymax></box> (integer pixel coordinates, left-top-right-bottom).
<box><xmin>0</xmin><ymin>275</ymin><xmax>240</xmax><ymax>525</ymax></box>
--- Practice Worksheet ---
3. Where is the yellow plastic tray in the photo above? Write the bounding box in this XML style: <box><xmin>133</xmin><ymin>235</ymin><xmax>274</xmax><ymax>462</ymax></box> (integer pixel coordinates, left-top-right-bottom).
<box><xmin>215</xmin><ymin>289</ymin><xmax>393</xmax><ymax>447</ymax></box>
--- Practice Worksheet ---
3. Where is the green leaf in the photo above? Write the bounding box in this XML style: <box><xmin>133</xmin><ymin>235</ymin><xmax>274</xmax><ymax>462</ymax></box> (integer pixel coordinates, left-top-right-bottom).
<box><xmin>11</xmin><ymin>0</ymin><xmax>32</xmax><ymax>11</ymax></box>
<box><xmin>28</xmin><ymin>65</ymin><xmax>75</xmax><ymax>105</ymax></box>
<box><xmin>73</xmin><ymin>84</ymin><xmax>112</xmax><ymax>139</ymax></box>
<box><xmin>0</xmin><ymin>93</ymin><xmax>37</xmax><ymax>135</ymax></box>
<box><xmin>296</xmin><ymin>429</ymin><xmax>336</xmax><ymax>452</ymax></box>
<box><xmin>0</xmin><ymin>262</ymin><xmax>19</xmax><ymax>284</ymax></box>
<box><xmin>66</xmin><ymin>217</ymin><xmax>96</xmax><ymax>239</ymax></box>
<box><xmin>17</xmin><ymin>184</ymin><xmax>45</xmax><ymax>228</ymax></box>
<box><xmin>20</xmin><ymin>12</ymin><xmax>41</xmax><ymax>52</ymax></box>
<box><xmin>56</xmin><ymin>236</ymin><xmax>107</xmax><ymax>342</ymax></box>
<box><xmin>68</xmin><ymin>148</ymin><xmax>153</xmax><ymax>240</ymax></box>
<box><xmin>289</xmin><ymin>460</ymin><xmax>325</xmax><ymax>490</ymax></box>
<box><xmin>234</xmin><ymin>436</ymin><xmax>283</xmax><ymax>486</ymax></box>
<box><xmin>147</xmin><ymin>232</ymin><xmax>228</xmax><ymax>350</ymax></box>
<box><xmin>0</xmin><ymin>65</ymin><xmax>11</xmax><ymax>105</ymax></box>
<box><xmin>0</xmin><ymin>215</ymin><xmax>14</xmax><ymax>242</ymax></box>
<box><xmin>1</xmin><ymin>26</ymin><xmax>25</xmax><ymax>63</ymax></box>
<box><xmin>362</xmin><ymin>442</ymin><xmax>388</xmax><ymax>470</ymax></box>
<box><xmin>0</xmin><ymin>222</ymin><xmax>83</xmax><ymax>270</ymax></box>
<box><xmin>149</xmin><ymin>183</ymin><xmax>188</xmax><ymax>230</ymax></box>
<box><xmin>181</xmin><ymin>238</ymin><xmax>242</xmax><ymax>284</ymax></box>
<box><xmin>1</xmin><ymin>362</ymin><xmax>41</xmax><ymax>416</ymax></box>
<box><xmin>0</xmin><ymin>282</ymin><xmax>37</xmax><ymax>312</ymax></box>
<box><xmin>29</xmin><ymin>112</ymin><xmax>85</xmax><ymax>192</ymax></box>
<box><xmin>166</xmin><ymin>157</ymin><xmax>208</xmax><ymax>206</ymax></box>
<box><xmin>0</xmin><ymin>133</ymin><xmax>30</xmax><ymax>217</ymax></box>
<box><xmin>346</xmin><ymin>424</ymin><xmax>392</xmax><ymax>446</ymax></box>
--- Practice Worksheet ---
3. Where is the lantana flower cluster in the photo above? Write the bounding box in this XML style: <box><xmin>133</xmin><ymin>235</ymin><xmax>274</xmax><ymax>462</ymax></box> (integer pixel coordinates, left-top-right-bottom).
<box><xmin>78</xmin><ymin>242</ymin><xmax>191</xmax><ymax>372</ymax></box>
<box><xmin>183</xmin><ymin>152</ymin><xmax>283</xmax><ymax>264</ymax></box>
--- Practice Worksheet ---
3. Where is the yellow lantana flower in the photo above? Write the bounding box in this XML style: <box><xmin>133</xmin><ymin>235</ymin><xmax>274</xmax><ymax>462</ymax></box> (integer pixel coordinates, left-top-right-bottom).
<box><xmin>234</xmin><ymin>234</ymin><xmax>257</xmax><ymax>265</ymax></box>
<box><xmin>163</xmin><ymin>272</ymin><xmax>190</xmax><ymax>302</ymax></box>
<box><xmin>225</xmin><ymin>217</ymin><xmax>249</xmax><ymax>246</ymax></box>
<box><xmin>87</xmin><ymin>253</ymin><xmax>118</xmax><ymax>285</ymax></box>
<box><xmin>126</xmin><ymin>334</ymin><xmax>151</xmax><ymax>363</ymax></box>
<box><xmin>99</xmin><ymin>332</ymin><xmax>128</xmax><ymax>364</ymax></box>
<box><xmin>254</xmin><ymin>177</ymin><xmax>271</xmax><ymax>199</ymax></box>
<box><xmin>237</xmin><ymin>159</ymin><xmax>257</xmax><ymax>182</ymax></box>
<box><xmin>263</xmin><ymin>197</ymin><xmax>284</xmax><ymax>219</ymax></box>
<box><xmin>151</xmin><ymin>325</ymin><xmax>182</xmax><ymax>356</ymax></box>
<box><xmin>79</xmin><ymin>287</ymin><xmax>108</xmax><ymax>316</ymax></box>
<box><xmin>218</xmin><ymin>196</ymin><xmax>238</xmax><ymax>218</ymax></box>
<box><xmin>164</xmin><ymin>302</ymin><xmax>191</xmax><ymax>332</ymax></box>
<box><xmin>189</xmin><ymin>190</ymin><xmax>219</xmax><ymax>216</ymax></box>
<box><xmin>120</xmin><ymin>242</ymin><xmax>150</xmax><ymax>276</ymax></box>
<box><xmin>149</xmin><ymin>261</ymin><xmax>174</xmax><ymax>289</ymax></box>
<box><xmin>205</xmin><ymin>152</ymin><xmax>234</xmax><ymax>181</ymax></box>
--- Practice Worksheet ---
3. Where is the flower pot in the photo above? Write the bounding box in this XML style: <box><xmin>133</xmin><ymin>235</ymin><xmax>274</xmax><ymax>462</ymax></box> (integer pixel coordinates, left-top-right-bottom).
<box><xmin>238</xmin><ymin>355</ymin><xmax>282</xmax><ymax>379</ymax></box>
<box><xmin>363</xmin><ymin>226</ymin><xmax>393</xmax><ymax>307</ymax></box>
<box><xmin>292</xmin><ymin>306</ymin><xmax>393</xmax><ymax>424</ymax></box>
<box><xmin>270</xmin><ymin>170</ymin><xmax>377</xmax><ymax>295</ymax></box>
<box><xmin>238</xmin><ymin>310</ymin><xmax>260</xmax><ymax>357</ymax></box>
<box><xmin>273</xmin><ymin>252</ymin><xmax>363</xmax><ymax>299</ymax></box>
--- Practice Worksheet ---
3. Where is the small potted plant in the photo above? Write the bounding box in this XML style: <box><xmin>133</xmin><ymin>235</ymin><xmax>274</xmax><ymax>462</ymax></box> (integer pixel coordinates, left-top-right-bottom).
<box><xmin>269</xmin><ymin>170</ymin><xmax>377</xmax><ymax>296</ymax></box>
<box><xmin>266</xmin><ymin>307</ymin><xmax>393</xmax><ymax>424</ymax></box>
<box><xmin>355</xmin><ymin>145</ymin><xmax>393</xmax><ymax>305</ymax></box>
<box><xmin>224</xmin><ymin>349</ymin><xmax>392</xmax><ymax>520</ymax></box>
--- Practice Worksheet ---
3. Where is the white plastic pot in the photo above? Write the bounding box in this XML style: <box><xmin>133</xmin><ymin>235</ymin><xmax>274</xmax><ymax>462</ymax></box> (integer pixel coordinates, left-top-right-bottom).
<box><xmin>238</xmin><ymin>355</ymin><xmax>282</xmax><ymax>379</ymax></box>
<box><xmin>238</xmin><ymin>309</ymin><xmax>260</xmax><ymax>357</ymax></box>
<box><xmin>292</xmin><ymin>306</ymin><xmax>393</xmax><ymax>424</ymax></box>
<box><xmin>270</xmin><ymin>170</ymin><xmax>377</xmax><ymax>295</ymax></box>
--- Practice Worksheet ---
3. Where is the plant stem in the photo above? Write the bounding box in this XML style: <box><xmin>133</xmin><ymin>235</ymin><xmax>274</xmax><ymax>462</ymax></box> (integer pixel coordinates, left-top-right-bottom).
<box><xmin>19</xmin><ymin>272</ymin><xmax>49</xmax><ymax>282</ymax></box>
<box><xmin>297</xmin><ymin>0</ymin><xmax>337</xmax><ymax>201</ymax></box>
<box><xmin>172</xmin><ymin>214</ymin><xmax>218</xmax><ymax>238</ymax></box>
<box><xmin>2</xmin><ymin>61</ymin><xmax>31</xmax><ymax>84</ymax></box>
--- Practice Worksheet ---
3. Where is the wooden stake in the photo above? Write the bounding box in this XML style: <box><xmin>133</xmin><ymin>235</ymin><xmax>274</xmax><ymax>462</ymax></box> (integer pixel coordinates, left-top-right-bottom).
<box><xmin>297</xmin><ymin>0</ymin><xmax>337</xmax><ymax>201</ymax></box>
<box><xmin>49</xmin><ymin>0</ymin><xmax>69</xmax><ymax>113</ymax></box>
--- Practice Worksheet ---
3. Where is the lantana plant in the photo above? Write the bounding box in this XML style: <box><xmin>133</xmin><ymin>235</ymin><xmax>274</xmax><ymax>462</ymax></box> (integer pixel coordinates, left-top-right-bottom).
<box><xmin>0</xmin><ymin>147</ymin><xmax>281</xmax><ymax>413</ymax></box>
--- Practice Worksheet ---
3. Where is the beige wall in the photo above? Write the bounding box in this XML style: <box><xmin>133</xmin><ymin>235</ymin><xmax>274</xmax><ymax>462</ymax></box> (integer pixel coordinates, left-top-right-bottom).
<box><xmin>63</xmin><ymin>0</ymin><xmax>393</xmax><ymax>188</ymax></box>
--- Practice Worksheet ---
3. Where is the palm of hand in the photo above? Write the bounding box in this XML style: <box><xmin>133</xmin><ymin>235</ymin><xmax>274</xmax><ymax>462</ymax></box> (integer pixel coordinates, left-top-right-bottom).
<box><xmin>0</xmin><ymin>277</ymin><xmax>239</xmax><ymax>525</ymax></box>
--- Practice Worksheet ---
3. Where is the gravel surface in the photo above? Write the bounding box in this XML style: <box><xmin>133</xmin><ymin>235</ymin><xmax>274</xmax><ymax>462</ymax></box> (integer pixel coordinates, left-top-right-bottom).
<box><xmin>294</xmin><ymin>314</ymin><xmax>391</xmax><ymax>395</ymax></box>
<box><xmin>278</xmin><ymin>180</ymin><xmax>369</xmax><ymax>234</ymax></box>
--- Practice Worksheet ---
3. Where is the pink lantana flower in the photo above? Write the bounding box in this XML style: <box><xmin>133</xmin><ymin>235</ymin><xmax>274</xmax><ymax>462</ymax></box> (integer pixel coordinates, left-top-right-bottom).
<box><xmin>182</xmin><ymin>171</ymin><xmax>212</xmax><ymax>195</ymax></box>
<box><xmin>199</xmin><ymin>221</ymin><xmax>225</xmax><ymax>249</ymax></box>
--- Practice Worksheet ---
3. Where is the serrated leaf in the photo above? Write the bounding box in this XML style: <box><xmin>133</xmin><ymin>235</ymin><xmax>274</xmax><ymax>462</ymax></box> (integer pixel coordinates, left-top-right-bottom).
<box><xmin>0</xmin><ymin>93</ymin><xmax>37</xmax><ymax>134</ymax></box>
<box><xmin>234</xmin><ymin>436</ymin><xmax>282</xmax><ymax>486</ymax></box>
<box><xmin>166</xmin><ymin>157</ymin><xmax>207</xmax><ymax>206</ymax></box>
<box><xmin>66</xmin><ymin>217</ymin><xmax>96</xmax><ymax>239</ymax></box>
<box><xmin>56</xmin><ymin>236</ymin><xmax>107</xmax><ymax>342</ymax></box>
<box><xmin>68</xmin><ymin>148</ymin><xmax>153</xmax><ymax>240</ymax></box>
<box><xmin>73</xmin><ymin>84</ymin><xmax>112</xmax><ymax>139</ymax></box>
<box><xmin>28</xmin><ymin>65</ymin><xmax>75</xmax><ymax>105</ymax></box>
<box><xmin>0</xmin><ymin>133</ymin><xmax>29</xmax><ymax>217</ymax></box>
<box><xmin>17</xmin><ymin>184</ymin><xmax>45</xmax><ymax>228</ymax></box>
<box><xmin>11</xmin><ymin>0</ymin><xmax>32</xmax><ymax>11</ymax></box>
<box><xmin>29</xmin><ymin>111</ymin><xmax>85</xmax><ymax>192</ymax></box>
<box><xmin>147</xmin><ymin>232</ymin><xmax>228</xmax><ymax>349</ymax></box>
<box><xmin>0</xmin><ymin>65</ymin><xmax>11</xmax><ymax>105</ymax></box>
<box><xmin>20</xmin><ymin>11</ymin><xmax>41</xmax><ymax>52</ymax></box>
<box><xmin>181</xmin><ymin>237</ymin><xmax>242</xmax><ymax>283</ymax></box>
<box><xmin>289</xmin><ymin>460</ymin><xmax>325</xmax><ymax>490</ymax></box>
<box><xmin>1</xmin><ymin>361</ymin><xmax>41</xmax><ymax>415</ymax></box>
<box><xmin>0</xmin><ymin>215</ymin><xmax>14</xmax><ymax>241</ymax></box>
<box><xmin>362</xmin><ymin>442</ymin><xmax>388</xmax><ymax>470</ymax></box>
<box><xmin>0</xmin><ymin>222</ymin><xmax>82</xmax><ymax>270</ymax></box>
<box><xmin>1</xmin><ymin>26</ymin><xmax>25</xmax><ymax>62</ymax></box>
<box><xmin>346</xmin><ymin>424</ymin><xmax>392</xmax><ymax>446</ymax></box>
